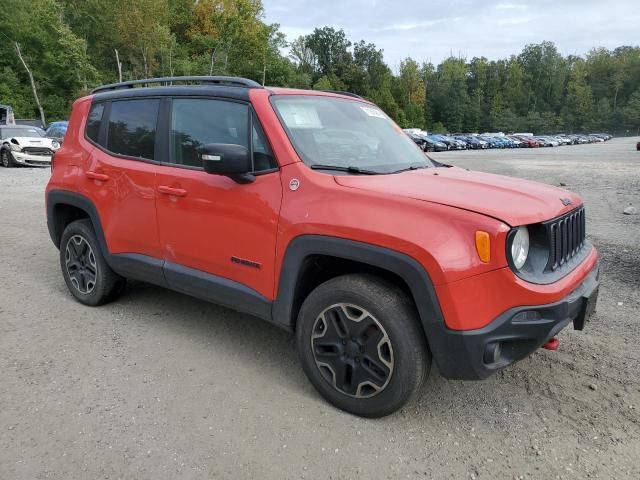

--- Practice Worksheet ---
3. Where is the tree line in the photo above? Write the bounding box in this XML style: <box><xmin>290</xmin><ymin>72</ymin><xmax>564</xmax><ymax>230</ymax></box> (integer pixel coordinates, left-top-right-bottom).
<box><xmin>1</xmin><ymin>0</ymin><xmax>639</xmax><ymax>135</ymax></box>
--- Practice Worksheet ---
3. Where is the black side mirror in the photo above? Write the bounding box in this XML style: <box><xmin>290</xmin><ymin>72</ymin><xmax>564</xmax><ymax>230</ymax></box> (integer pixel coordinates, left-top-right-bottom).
<box><xmin>200</xmin><ymin>143</ymin><xmax>254</xmax><ymax>184</ymax></box>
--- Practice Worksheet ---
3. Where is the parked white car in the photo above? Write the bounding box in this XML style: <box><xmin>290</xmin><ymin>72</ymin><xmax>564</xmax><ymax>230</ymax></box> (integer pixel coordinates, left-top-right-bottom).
<box><xmin>0</xmin><ymin>125</ymin><xmax>60</xmax><ymax>167</ymax></box>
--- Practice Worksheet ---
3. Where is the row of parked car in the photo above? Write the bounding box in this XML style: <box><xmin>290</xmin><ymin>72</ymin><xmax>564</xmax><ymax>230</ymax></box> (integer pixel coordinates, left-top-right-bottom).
<box><xmin>403</xmin><ymin>129</ymin><xmax>613</xmax><ymax>152</ymax></box>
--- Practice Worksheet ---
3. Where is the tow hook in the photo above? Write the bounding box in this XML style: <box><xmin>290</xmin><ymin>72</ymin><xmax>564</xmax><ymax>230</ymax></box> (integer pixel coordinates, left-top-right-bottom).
<box><xmin>542</xmin><ymin>337</ymin><xmax>560</xmax><ymax>351</ymax></box>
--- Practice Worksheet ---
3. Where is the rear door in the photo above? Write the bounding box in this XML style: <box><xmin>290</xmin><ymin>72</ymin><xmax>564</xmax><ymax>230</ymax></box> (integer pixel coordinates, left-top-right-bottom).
<box><xmin>154</xmin><ymin>97</ymin><xmax>282</xmax><ymax>299</ymax></box>
<box><xmin>80</xmin><ymin>98</ymin><xmax>162</xmax><ymax>261</ymax></box>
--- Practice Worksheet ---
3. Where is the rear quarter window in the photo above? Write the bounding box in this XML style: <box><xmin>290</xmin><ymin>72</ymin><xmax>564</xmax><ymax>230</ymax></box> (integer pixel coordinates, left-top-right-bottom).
<box><xmin>106</xmin><ymin>99</ymin><xmax>160</xmax><ymax>160</ymax></box>
<box><xmin>86</xmin><ymin>103</ymin><xmax>104</xmax><ymax>143</ymax></box>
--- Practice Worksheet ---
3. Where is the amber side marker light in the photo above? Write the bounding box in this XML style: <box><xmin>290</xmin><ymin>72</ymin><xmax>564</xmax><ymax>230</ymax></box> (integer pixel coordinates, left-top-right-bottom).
<box><xmin>475</xmin><ymin>231</ymin><xmax>491</xmax><ymax>263</ymax></box>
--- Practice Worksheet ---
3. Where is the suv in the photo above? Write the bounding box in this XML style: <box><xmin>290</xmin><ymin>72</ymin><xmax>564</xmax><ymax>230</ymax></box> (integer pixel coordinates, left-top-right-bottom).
<box><xmin>46</xmin><ymin>76</ymin><xmax>600</xmax><ymax>417</ymax></box>
<box><xmin>1</xmin><ymin>104</ymin><xmax>15</xmax><ymax>125</ymax></box>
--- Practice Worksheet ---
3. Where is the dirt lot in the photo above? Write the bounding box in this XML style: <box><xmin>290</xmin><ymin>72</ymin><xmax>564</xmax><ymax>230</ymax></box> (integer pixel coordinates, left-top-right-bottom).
<box><xmin>1</xmin><ymin>137</ymin><xmax>639</xmax><ymax>479</ymax></box>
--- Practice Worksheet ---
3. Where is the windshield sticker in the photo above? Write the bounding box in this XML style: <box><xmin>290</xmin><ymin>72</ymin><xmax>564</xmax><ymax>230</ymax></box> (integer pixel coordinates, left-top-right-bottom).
<box><xmin>360</xmin><ymin>106</ymin><xmax>386</xmax><ymax>119</ymax></box>
<box><xmin>278</xmin><ymin>103</ymin><xmax>322</xmax><ymax>129</ymax></box>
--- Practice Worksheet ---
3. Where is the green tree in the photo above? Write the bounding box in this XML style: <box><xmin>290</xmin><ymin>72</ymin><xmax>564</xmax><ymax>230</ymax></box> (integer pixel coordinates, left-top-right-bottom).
<box><xmin>565</xmin><ymin>60</ymin><xmax>595</xmax><ymax>132</ymax></box>
<box><xmin>114</xmin><ymin>0</ymin><xmax>171</xmax><ymax>77</ymax></box>
<box><xmin>623</xmin><ymin>89</ymin><xmax>640</xmax><ymax>134</ymax></box>
<box><xmin>305</xmin><ymin>27</ymin><xmax>353</xmax><ymax>79</ymax></box>
<box><xmin>0</xmin><ymin>0</ymin><xmax>98</xmax><ymax>120</ymax></box>
<box><xmin>518</xmin><ymin>41</ymin><xmax>567</xmax><ymax>113</ymax></box>
<box><xmin>593</xmin><ymin>98</ymin><xmax>612</xmax><ymax>131</ymax></box>
<box><xmin>431</xmin><ymin>57</ymin><xmax>470</xmax><ymax>132</ymax></box>
<box><xmin>313</xmin><ymin>75</ymin><xmax>333</xmax><ymax>90</ymax></box>
<box><xmin>0</xmin><ymin>6</ymin><xmax>638</xmax><ymax>136</ymax></box>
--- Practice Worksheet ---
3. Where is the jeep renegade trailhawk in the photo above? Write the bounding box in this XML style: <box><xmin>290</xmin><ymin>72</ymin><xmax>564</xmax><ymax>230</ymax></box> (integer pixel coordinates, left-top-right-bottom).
<box><xmin>46</xmin><ymin>76</ymin><xmax>599</xmax><ymax>417</ymax></box>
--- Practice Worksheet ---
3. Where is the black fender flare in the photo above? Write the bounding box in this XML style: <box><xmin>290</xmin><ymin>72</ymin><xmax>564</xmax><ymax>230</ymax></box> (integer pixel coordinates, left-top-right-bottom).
<box><xmin>46</xmin><ymin>189</ymin><xmax>165</xmax><ymax>286</ymax></box>
<box><xmin>47</xmin><ymin>189</ymin><xmax>109</xmax><ymax>254</ymax></box>
<box><xmin>271</xmin><ymin>235</ymin><xmax>454</xmax><ymax>363</ymax></box>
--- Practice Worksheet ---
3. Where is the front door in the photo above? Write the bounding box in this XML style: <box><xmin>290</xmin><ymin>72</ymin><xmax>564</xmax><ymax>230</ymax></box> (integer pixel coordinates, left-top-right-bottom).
<box><xmin>155</xmin><ymin>97</ymin><xmax>282</xmax><ymax>300</ymax></box>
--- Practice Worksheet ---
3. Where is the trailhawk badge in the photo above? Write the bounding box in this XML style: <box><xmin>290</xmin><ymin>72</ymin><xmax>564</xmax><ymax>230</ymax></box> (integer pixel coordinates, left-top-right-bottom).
<box><xmin>289</xmin><ymin>178</ymin><xmax>300</xmax><ymax>191</ymax></box>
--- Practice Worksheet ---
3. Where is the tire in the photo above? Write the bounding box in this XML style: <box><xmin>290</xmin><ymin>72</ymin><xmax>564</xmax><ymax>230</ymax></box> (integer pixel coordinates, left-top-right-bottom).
<box><xmin>59</xmin><ymin>219</ymin><xmax>125</xmax><ymax>306</ymax></box>
<box><xmin>1</xmin><ymin>149</ymin><xmax>17</xmax><ymax>168</ymax></box>
<box><xmin>296</xmin><ymin>274</ymin><xmax>430</xmax><ymax>417</ymax></box>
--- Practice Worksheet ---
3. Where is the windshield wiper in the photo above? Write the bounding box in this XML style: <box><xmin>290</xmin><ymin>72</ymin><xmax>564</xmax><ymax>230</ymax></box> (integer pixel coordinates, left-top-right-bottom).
<box><xmin>310</xmin><ymin>164</ymin><xmax>381</xmax><ymax>175</ymax></box>
<box><xmin>389</xmin><ymin>164</ymin><xmax>430</xmax><ymax>174</ymax></box>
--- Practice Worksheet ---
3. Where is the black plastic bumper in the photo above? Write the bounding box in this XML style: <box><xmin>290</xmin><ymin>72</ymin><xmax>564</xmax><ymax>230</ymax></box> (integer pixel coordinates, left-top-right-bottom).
<box><xmin>436</xmin><ymin>263</ymin><xmax>600</xmax><ymax>380</ymax></box>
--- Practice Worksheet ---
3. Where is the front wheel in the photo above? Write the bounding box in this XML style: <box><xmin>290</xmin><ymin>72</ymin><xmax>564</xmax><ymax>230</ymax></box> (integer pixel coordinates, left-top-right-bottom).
<box><xmin>1</xmin><ymin>149</ymin><xmax>16</xmax><ymax>168</ymax></box>
<box><xmin>296</xmin><ymin>274</ymin><xmax>430</xmax><ymax>417</ymax></box>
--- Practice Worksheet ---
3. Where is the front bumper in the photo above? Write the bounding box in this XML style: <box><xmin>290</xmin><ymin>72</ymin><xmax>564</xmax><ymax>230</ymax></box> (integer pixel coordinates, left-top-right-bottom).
<box><xmin>435</xmin><ymin>262</ymin><xmax>599</xmax><ymax>380</ymax></box>
<box><xmin>12</xmin><ymin>151</ymin><xmax>52</xmax><ymax>167</ymax></box>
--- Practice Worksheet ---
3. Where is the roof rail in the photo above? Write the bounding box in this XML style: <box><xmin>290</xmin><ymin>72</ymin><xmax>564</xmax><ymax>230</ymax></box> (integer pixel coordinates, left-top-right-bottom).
<box><xmin>321</xmin><ymin>90</ymin><xmax>364</xmax><ymax>100</ymax></box>
<box><xmin>91</xmin><ymin>76</ymin><xmax>262</xmax><ymax>94</ymax></box>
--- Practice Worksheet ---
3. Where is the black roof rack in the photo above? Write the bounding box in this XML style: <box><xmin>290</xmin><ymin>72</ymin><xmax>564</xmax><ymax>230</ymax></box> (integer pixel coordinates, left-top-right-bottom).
<box><xmin>91</xmin><ymin>76</ymin><xmax>262</xmax><ymax>94</ymax></box>
<box><xmin>321</xmin><ymin>90</ymin><xmax>364</xmax><ymax>100</ymax></box>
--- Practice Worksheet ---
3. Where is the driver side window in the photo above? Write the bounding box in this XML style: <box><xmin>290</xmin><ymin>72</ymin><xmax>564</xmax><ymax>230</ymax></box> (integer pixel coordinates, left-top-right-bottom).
<box><xmin>170</xmin><ymin>99</ymin><xmax>249</xmax><ymax>168</ymax></box>
<box><xmin>169</xmin><ymin>98</ymin><xmax>277</xmax><ymax>172</ymax></box>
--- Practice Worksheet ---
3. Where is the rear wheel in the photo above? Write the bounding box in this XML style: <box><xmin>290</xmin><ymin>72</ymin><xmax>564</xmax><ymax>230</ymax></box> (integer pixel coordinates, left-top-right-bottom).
<box><xmin>296</xmin><ymin>274</ymin><xmax>430</xmax><ymax>417</ymax></box>
<box><xmin>60</xmin><ymin>219</ymin><xmax>125</xmax><ymax>306</ymax></box>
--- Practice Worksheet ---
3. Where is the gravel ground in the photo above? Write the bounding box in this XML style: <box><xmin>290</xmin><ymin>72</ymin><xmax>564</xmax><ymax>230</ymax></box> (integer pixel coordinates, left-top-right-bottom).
<box><xmin>1</xmin><ymin>137</ymin><xmax>638</xmax><ymax>479</ymax></box>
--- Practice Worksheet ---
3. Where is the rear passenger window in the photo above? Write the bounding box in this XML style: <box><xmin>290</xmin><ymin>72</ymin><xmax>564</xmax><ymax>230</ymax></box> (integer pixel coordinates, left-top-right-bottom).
<box><xmin>86</xmin><ymin>103</ymin><xmax>104</xmax><ymax>143</ymax></box>
<box><xmin>170</xmin><ymin>99</ymin><xmax>249</xmax><ymax>168</ymax></box>
<box><xmin>107</xmin><ymin>99</ymin><xmax>159</xmax><ymax>160</ymax></box>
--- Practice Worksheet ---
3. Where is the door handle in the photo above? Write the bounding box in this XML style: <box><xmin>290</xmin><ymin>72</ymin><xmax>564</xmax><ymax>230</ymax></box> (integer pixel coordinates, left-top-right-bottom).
<box><xmin>158</xmin><ymin>185</ymin><xmax>188</xmax><ymax>197</ymax></box>
<box><xmin>86</xmin><ymin>171</ymin><xmax>109</xmax><ymax>182</ymax></box>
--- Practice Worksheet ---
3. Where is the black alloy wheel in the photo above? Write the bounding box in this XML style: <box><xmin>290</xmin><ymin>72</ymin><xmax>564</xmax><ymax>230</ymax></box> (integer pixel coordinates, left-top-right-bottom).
<box><xmin>297</xmin><ymin>274</ymin><xmax>430</xmax><ymax>417</ymax></box>
<box><xmin>311</xmin><ymin>303</ymin><xmax>394</xmax><ymax>398</ymax></box>
<box><xmin>65</xmin><ymin>235</ymin><xmax>98</xmax><ymax>295</ymax></box>
<box><xmin>59</xmin><ymin>219</ymin><xmax>125</xmax><ymax>306</ymax></box>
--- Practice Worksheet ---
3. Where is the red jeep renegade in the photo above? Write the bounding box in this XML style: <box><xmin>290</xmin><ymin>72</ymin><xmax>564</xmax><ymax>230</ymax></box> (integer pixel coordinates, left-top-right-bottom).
<box><xmin>46</xmin><ymin>76</ymin><xmax>599</xmax><ymax>417</ymax></box>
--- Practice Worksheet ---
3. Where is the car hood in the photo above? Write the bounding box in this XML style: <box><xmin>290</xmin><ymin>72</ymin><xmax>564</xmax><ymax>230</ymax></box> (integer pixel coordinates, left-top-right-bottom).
<box><xmin>7</xmin><ymin>137</ymin><xmax>56</xmax><ymax>148</ymax></box>
<box><xmin>334</xmin><ymin>166</ymin><xmax>581</xmax><ymax>226</ymax></box>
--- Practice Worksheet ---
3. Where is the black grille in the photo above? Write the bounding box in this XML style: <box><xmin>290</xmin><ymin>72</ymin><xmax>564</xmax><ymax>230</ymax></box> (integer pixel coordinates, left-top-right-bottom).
<box><xmin>22</xmin><ymin>147</ymin><xmax>53</xmax><ymax>156</ymax></box>
<box><xmin>546</xmin><ymin>207</ymin><xmax>586</xmax><ymax>271</ymax></box>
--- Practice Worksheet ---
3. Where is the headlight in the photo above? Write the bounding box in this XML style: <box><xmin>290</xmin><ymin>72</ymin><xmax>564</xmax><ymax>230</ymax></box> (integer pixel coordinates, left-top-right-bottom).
<box><xmin>51</xmin><ymin>141</ymin><xmax>60</xmax><ymax>150</ymax></box>
<box><xmin>510</xmin><ymin>226</ymin><xmax>530</xmax><ymax>270</ymax></box>
<box><xmin>9</xmin><ymin>143</ymin><xmax>21</xmax><ymax>152</ymax></box>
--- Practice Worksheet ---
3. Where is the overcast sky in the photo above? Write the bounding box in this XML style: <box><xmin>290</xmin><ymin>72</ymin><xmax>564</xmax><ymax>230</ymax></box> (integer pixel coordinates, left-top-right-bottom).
<box><xmin>262</xmin><ymin>0</ymin><xmax>638</xmax><ymax>69</ymax></box>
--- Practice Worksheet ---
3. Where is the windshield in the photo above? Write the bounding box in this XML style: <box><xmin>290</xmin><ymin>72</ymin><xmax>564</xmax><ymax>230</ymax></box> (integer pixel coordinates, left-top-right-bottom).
<box><xmin>271</xmin><ymin>96</ymin><xmax>433</xmax><ymax>173</ymax></box>
<box><xmin>0</xmin><ymin>127</ymin><xmax>44</xmax><ymax>139</ymax></box>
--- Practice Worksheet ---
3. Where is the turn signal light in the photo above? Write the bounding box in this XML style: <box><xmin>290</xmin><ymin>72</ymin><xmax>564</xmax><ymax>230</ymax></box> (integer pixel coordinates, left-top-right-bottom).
<box><xmin>475</xmin><ymin>231</ymin><xmax>491</xmax><ymax>263</ymax></box>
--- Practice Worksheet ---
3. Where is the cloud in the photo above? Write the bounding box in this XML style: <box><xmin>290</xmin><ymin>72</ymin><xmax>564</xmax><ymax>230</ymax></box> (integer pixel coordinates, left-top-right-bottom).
<box><xmin>262</xmin><ymin>0</ymin><xmax>639</xmax><ymax>65</ymax></box>
<box><xmin>374</xmin><ymin>19</ymin><xmax>446</xmax><ymax>33</ymax></box>
<box><xmin>494</xmin><ymin>3</ymin><xmax>527</xmax><ymax>9</ymax></box>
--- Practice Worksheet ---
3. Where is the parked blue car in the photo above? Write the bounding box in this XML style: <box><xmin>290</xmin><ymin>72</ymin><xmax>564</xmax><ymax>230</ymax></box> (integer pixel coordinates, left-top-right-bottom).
<box><xmin>498</xmin><ymin>137</ymin><xmax>516</xmax><ymax>148</ymax></box>
<box><xmin>478</xmin><ymin>135</ymin><xmax>502</xmax><ymax>148</ymax></box>
<box><xmin>431</xmin><ymin>134</ymin><xmax>463</xmax><ymax>150</ymax></box>
<box><xmin>454</xmin><ymin>135</ymin><xmax>485</xmax><ymax>149</ymax></box>
<box><xmin>45</xmin><ymin>121</ymin><xmax>68</xmax><ymax>142</ymax></box>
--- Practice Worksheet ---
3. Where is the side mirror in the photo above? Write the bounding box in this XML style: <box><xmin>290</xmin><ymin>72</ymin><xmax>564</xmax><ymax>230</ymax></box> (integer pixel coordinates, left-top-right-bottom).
<box><xmin>200</xmin><ymin>143</ymin><xmax>254</xmax><ymax>184</ymax></box>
